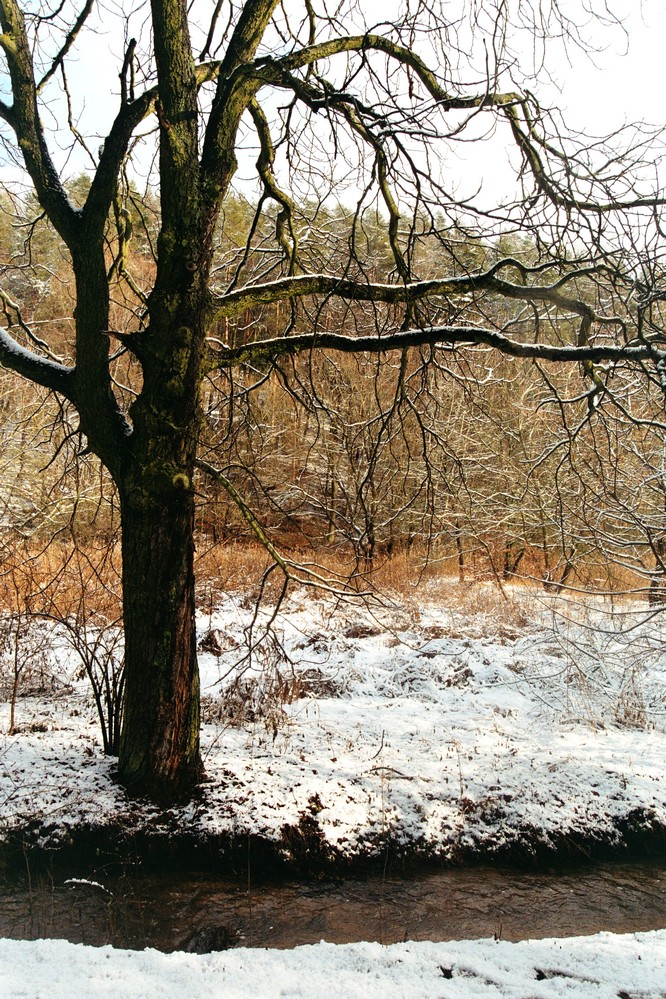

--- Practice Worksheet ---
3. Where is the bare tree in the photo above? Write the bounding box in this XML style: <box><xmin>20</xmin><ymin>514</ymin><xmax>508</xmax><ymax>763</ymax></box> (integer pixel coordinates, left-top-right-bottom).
<box><xmin>0</xmin><ymin>0</ymin><xmax>663</xmax><ymax>799</ymax></box>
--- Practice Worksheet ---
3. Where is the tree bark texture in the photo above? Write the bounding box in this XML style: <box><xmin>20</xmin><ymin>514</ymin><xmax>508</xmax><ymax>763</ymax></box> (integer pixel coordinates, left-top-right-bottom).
<box><xmin>114</xmin><ymin>257</ymin><xmax>209</xmax><ymax>793</ymax></box>
<box><xmin>118</xmin><ymin>480</ymin><xmax>202</xmax><ymax>794</ymax></box>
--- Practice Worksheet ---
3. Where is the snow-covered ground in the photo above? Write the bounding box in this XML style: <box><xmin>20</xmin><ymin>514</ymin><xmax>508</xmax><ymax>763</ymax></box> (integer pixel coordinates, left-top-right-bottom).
<box><xmin>1</xmin><ymin>583</ymin><xmax>665</xmax><ymax>861</ymax></box>
<box><xmin>2</xmin><ymin>583</ymin><xmax>666</xmax><ymax>996</ymax></box>
<box><xmin>2</xmin><ymin>930</ymin><xmax>666</xmax><ymax>998</ymax></box>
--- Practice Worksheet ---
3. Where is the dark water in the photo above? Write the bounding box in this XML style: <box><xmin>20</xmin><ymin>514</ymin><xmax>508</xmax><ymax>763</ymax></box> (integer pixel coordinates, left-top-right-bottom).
<box><xmin>1</xmin><ymin>862</ymin><xmax>665</xmax><ymax>952</ymax></box>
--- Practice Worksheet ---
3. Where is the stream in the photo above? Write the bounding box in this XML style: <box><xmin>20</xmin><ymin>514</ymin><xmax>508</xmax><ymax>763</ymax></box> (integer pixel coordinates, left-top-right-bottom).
<box><xmin>1</xmin><ymin>860</ymin><xmax>665</xmax><ymax>952</ymax></box>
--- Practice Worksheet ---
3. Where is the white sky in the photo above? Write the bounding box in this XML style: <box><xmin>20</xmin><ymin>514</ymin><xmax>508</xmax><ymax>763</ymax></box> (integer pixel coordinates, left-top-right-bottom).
<box><xmin>1</xmin><ymin>1</ymin><xmax>664</xmax><ymax>206</ymax></box>
<box><xmin>550</xmin><ymin>1</ymin><xmax>664</xmax><ymax>131</ymax></box>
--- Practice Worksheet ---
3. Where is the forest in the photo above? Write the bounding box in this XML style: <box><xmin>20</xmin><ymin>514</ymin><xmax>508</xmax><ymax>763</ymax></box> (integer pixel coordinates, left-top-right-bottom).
<box><xmin>1</xmin><ymin>2</ymin><xmax>666</xmax><ymax>992</ymax></box>
<box><xmin>0</xmin><ymin>0</ymin><xmax>663</xmax><ymax>796</ymax></box>
<box><xmin>2</xmin><ymin>180</ymin><xmax>666</xmax><ymax>753</ymax></box>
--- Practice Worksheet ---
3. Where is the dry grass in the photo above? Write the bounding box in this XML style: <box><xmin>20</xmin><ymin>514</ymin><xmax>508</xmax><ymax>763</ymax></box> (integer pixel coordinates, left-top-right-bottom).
<box><xmin>0</xmin><ymin>529</ymin><xmax>658</xmax><ymax>738</ymax></box>
<box><xmin>0</xmin><ymin>534</ymin><xmax>122</xmax><ymax>621</ymax></box>
<box><xmin>0</xmin><ymin>528</ymin><xmax>653</xmax><ymax>624</ymax></box>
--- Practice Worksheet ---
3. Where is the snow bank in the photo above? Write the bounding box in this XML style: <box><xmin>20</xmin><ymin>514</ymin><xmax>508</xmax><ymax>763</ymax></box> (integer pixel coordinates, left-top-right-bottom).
<box><xmin>1</xmin><ymin>586</ymin><xmax>665</xmax><ymax>862</ymax></box>
<box><xmin>1</xmin><ymin>931</ymin><xmax>665</xmax><ymax>998</ymax></box>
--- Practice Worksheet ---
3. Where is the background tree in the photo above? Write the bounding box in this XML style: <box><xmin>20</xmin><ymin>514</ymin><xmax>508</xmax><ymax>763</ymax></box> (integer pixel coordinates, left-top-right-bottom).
<box><xmin>0</xmin><ymin>0</ymin><xmax>663</xmax><ymax>799</ymax></box>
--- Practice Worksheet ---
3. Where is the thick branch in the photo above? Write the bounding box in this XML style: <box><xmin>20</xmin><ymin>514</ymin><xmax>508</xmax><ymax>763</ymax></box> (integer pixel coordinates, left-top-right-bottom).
<box><xmin>209</xmin><ymin>325</ymin><xmax>660</xmax><ymax>369</ymax></box>
<box><xmin>200</xmin><ymin>0</ymin><xmax>280</xmax><ymax>209</ymax></box>
<box><xmin>150</xmin><ymin>0</ymin><xmax>199</xmax><ymax>235</ymax></box>
<box><xmin>0</xmin><ymin>0</ymin><xmax>77</xmax><ymax>242</ymax></box>
<box><xmin>83</xmin><ymin>87</ymin><xmax>156</xmax><ymax>231</ymax></box>
<box><xmin>209</xmin><ymin>265</ymin><xmax>603</xmax><ymax>322</ymax></box>
<box><xmin>260</xmin><ymin>34</ymin><xmax>520</xmax><ymax>110</ymax></box>
<box><xmin>216</xmin><ymin>0</ymin><xmax>280</xmax><ymax>78</ymax></box>
<box><xmin>0</xmin><ymin>326</ymin><xmax>74</xmax><ymax>396</ymax></box>
<box><xmin>198</xmin><ymin>24</ymin><xmax>523</xmax><ymax>239</ymax></box>
<box><xmin>84</xmin><ymin>59</ymin><xmax>220</xmax><ymax>231</ymax></box>
<box><xmin>208</xmin><ymin>33</ymin><xmax>520</xmax><ymax>141</ymax></box>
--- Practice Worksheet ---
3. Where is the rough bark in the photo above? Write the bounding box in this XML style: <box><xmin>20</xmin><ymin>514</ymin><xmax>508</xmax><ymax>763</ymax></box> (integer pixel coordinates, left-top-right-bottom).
<box><xmin>118</xmin><ymin>480</ymin><xmax>202</xmax><ymax>795</ymax></box>
<box><xmin>118</xmin><ymin>297</ymin><xmax>205</xmax><ymax>794</ymax></box>
<box><xmin>114</xmin><ymin>259</ymin><xmax>209</xmax><ymax>792</ymax></box>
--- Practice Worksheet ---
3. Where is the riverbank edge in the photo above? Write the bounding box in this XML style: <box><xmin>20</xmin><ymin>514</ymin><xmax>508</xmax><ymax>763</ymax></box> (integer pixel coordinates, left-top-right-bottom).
<box><xmin>2</xmin><ymin>805</ymin><xmax>665</xmax><ymax>880</ymax></box>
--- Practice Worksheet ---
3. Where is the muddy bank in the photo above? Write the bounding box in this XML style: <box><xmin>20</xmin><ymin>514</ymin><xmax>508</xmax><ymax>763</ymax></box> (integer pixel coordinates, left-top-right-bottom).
<box><xmin>3</xmin><ymin>804</ymin><xmax>666</xmax><ymax>881</ymax></box>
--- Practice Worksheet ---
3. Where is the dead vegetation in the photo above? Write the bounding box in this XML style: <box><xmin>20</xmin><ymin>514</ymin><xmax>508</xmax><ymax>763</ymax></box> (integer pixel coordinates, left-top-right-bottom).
<box><xmin>0</xmin><ymin>516</ymin><xmax>662</xmax><ymax>747</ymax></box>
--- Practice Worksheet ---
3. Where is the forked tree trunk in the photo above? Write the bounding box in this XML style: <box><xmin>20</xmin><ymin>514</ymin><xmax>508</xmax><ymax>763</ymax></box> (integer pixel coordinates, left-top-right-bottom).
<box><xmin>117</xmin><ymin>482</ymin><xmax>202</xmax><ymax>796</ymax></box>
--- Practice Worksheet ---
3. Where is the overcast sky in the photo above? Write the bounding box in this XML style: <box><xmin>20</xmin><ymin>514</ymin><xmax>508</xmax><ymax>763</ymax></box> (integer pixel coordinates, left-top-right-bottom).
<box><xmin>551</xmin><ymin>1</ymin><xmax>663</xmax><ymax>131</ymax></box>
<box><xmin>1</xmin><ymin>0</ymin><xmax>664</xmax><ymax>204</ymax></box>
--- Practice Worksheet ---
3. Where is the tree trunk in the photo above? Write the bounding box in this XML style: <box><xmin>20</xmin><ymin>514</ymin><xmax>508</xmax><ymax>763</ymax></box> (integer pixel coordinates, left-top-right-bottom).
<box><xmin>118</xmin><ymin>482</ymin><xmax>202</xmax><ymax>796</ymax></box>
<box><xmin>649</xmin><ymin>535</ymin><xmax>666</xmax><ymax>606</ymax></box>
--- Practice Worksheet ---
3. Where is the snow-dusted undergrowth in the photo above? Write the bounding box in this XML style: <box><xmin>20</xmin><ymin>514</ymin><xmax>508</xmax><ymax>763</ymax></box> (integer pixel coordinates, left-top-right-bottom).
<box><xmin>1</xmin><ymin>583</ymin><xmax>665</xmax><ymax>860</ymax></box>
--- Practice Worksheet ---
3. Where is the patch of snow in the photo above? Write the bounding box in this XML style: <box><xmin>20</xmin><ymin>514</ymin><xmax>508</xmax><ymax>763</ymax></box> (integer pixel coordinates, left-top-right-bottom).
<box><xmin>0</xmin><ymin>587</ymin><xmax>665</xmax><ymax>860</ymax></box>
<box><xmin>1</xmin><ymin>930</ymin><xmax>665</xmax><ymax>998</ymax></box>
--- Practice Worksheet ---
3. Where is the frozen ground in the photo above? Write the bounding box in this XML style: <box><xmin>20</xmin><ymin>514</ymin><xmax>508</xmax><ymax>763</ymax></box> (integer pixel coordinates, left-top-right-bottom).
<box><xmin>1</xmin><ymin>582</ymin><xmax>665</xmax><ymax>860</ymax></box>
<box><xmin>2</xmin><ymin>930</ymin><xmax>666</xmax><ymax>998</ymax></box>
